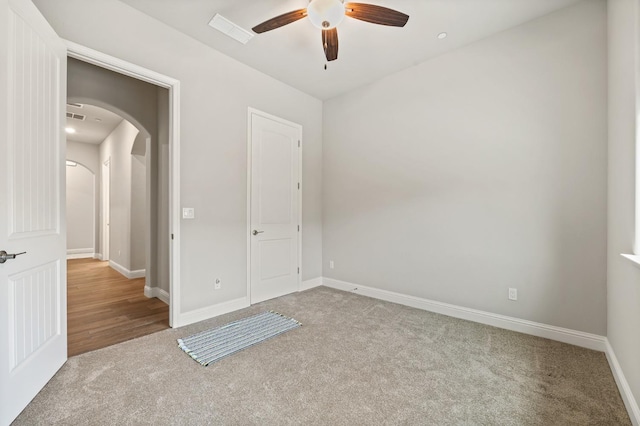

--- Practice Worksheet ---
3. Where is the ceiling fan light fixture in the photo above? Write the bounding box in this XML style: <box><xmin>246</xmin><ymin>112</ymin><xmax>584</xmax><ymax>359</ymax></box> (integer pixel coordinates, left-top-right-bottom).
<box><xmin>307</xmin><ymin>0</ymin><xmax>345</xmax><ymax>29</ymax></box>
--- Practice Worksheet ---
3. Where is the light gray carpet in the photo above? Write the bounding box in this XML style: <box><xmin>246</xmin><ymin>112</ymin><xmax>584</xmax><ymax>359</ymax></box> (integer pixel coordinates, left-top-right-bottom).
<box><xmin>14</xmin><ymin>287</ymin><xmax>630</xmax><ymax>425</ymax></box>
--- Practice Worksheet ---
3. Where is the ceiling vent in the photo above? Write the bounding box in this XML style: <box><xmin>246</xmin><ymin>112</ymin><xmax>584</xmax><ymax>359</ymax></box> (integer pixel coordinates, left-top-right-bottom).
<box><xmin>208</xmin><ymin>14</ymin><xmax>254</xmax><ymax>45</ymax></box>
<box><xmin>66</xmin><ymin>112</ymin><xmax>86</xmax><ymax>121</ymax></box>
<box><xmin>67</xmin><ymin>102</ymin><xmax>83</xmax><ymax>108</ymax></box>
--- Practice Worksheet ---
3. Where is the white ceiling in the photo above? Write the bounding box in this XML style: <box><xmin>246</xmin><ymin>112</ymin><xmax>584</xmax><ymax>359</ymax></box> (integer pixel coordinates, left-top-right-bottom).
<box><xmin>66</xmin><ymin>103</ymin><xmax>123</xmax><ymax>145</ymax></box>
<box><xmin>118</xmin><ymin>0</ymin><xmax>583</xmax><ymax>100</ymax></box>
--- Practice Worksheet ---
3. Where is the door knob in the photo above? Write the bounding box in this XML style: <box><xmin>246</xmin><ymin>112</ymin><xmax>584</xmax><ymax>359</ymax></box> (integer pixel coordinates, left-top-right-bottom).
<box><xmin>252</xmin><ymin>230</ymin><xmax>264</xmax><ymax>236</ymax></box>
<box><xmin>0</xmin><ymin>250</ymin><xmax>26</xmax><ymax>264</ymax></box>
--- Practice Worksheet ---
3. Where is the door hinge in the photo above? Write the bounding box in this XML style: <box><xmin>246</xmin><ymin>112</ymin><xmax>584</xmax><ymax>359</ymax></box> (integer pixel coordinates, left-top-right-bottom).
<box><xmin>298</xmin><ymin>140</ymin><xmax>300</xmax><ymax>147</ymax></box>
<box><xmin>298</xmin><ymin>182</ymin><xmax>300</xmax><ymax>190</ymax></box>
<box><xmin>297</xmin><ymin>225</ymin><xmax>300</xmax><ymax>232</ymax></box>
<box><xmin>297</xmin><ymin>267</ymin><xmax>300</xmax><ymax>274</ymax></box>
<box><xmin>171</xmin><ymin>234</ymin><xmax>174</xmax><ymax>240</ymax></box>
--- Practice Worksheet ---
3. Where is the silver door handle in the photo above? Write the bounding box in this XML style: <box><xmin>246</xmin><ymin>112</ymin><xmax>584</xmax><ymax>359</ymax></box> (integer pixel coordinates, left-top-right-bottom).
<box><xmin>0</xmin><ymin>250</ymin><xmax>26</xmax><ymax>264</ymax></box>
<box><xmin>252</xmin><ymin>230</ymin><xmax>264</xmax><ymax>236</ymax></box>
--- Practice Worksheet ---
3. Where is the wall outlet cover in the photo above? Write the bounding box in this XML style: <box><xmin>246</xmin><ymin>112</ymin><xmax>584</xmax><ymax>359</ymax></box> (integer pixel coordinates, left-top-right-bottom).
<box><xmin>182</xmin><ymin>207</ymin><xmax>195</xmax><ymax>219</ymax></box>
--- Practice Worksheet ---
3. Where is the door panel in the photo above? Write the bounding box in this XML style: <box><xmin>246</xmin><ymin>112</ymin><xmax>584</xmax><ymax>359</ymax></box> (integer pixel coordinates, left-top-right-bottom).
<box><xmin>250</xmin><ymin>111</ymin><xmax>301</xmax><ymax>304</ymax></box>
<box><xmin>9</xmin><ymin>261</ymin><xmax>60</xmax><ymax>368</ymax></box>
<box><xmin>259</xmin><ymin>134</ymin><xmax>292</xmax><ymax>224</ymax></box>
<box><xmin>11</xmin><ymin>9</ymin><xmax>59</xmax><ymax>236</ymax></box>
<box><xmin>0</xmin><ymin>0</ymin><xmax>67</xmax><ymax>424</ymax></box>
<box><xmin>259</xmin><ymin>239</ymin><xmax>293</xmax><ymax>280</ymax></box>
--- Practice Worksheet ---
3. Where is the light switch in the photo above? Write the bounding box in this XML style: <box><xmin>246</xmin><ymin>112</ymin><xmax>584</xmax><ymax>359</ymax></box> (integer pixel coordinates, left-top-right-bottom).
<box><xmin>182</xmin><ymin>207</ymin><xmax>195</xmax><ymax>219</ymax></box>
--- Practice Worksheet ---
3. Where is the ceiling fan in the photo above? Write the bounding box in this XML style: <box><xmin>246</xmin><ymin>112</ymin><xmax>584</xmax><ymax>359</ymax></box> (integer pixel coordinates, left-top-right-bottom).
<box><xmin>252</xmin><ymin>0</ymin><xmax>409</xmax><ymax>62</ymax></box>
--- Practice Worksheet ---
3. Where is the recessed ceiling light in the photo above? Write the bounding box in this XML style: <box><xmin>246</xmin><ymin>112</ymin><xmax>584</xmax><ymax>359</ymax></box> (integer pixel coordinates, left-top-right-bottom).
<box><xmin>66</xmin><ymin>160</ymin><xmax>77</xmax><ymax>167</ymax></box>
<box><xmin>94</xmin><ymin>118</ymin><xmax>102</xmax><ymax>122</ymax></box>
<box><xmin>65</xmin><ymin>127</ymin><xmax>76</xmax><ymax>134</ymax></box>
<box><xmin>437</xmin><ymin>32</ymin><xmax>448</xmax><ymax>39</ymax></box>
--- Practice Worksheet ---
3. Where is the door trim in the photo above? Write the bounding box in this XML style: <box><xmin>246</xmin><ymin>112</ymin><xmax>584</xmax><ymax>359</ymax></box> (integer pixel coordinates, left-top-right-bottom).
<box><xmin>246</xmin><ymin>108</ymin><xmax>302</xmax><ymax>304</ymax></box>
<box><xmin>65</xmin><ymin>41</ymin><xmax>182</xmax><ymax>328</ymax></box>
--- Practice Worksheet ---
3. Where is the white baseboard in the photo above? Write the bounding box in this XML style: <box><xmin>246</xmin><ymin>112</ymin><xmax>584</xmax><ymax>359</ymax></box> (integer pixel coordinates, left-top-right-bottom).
<box><xmin>605</xmin><ymin>340</ymin><xmax>640</xmax><ymax>425</ymax></box>
<box><xmin>144</xmin><ymin>285</ymin><xmax>170</xmax><ymax>305</ymax></box>
<box><xmin>300</xmin><ymin>277</ymin><xmax>323</xmax><ymax>291</ymax></box>
<box><xmin>175</xmin><ymin>297</ymin><xmax>249</xmax><ymax>328</ymax></box>
<box><xmin>67</xmin><ymin>248</ymin><xmax>95</xmax><ymax>260</ymax></box>
<box><xmin>94</xmin><ymin>253</ymin><xmax>103</xmax><ymax>260</ymax></box>
<box><xmin>322</xmin><ymin>278</ymin><xmax>606</xmax><ymax>352</ymax></box>
<box><xmin>108</xmin><ymin>260</ymin><xmax>146</xmax><ymax>279</ymax></box>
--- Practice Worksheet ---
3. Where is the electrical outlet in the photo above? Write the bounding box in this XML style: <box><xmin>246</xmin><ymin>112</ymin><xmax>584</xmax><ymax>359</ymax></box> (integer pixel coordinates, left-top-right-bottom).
<box><xmin>508</xmin><ymin>288</ymin><xmax>518</xmax><ymax>301</ymax></box>
<box><xmin>214</xmin><ymin>278</ymin><xmax>221</xmax><ymax>290</ymax></box>
<box><xmin>329</xmin><ymin>260</ymin><xmax>334</xmax><ymax>269</ymax></box>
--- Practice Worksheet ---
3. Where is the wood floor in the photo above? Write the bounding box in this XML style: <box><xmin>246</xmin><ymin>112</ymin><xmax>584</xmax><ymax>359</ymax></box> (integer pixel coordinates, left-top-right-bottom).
<box><xmin>67</xmin><ymin>258</ymin><xmax>169</xmax><ymax>357</ymax></box>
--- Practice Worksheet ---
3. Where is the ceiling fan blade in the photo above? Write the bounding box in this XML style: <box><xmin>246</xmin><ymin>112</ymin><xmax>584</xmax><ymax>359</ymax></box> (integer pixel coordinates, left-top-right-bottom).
<box><xmin>322</xmin><ymin>28</ymin><xmax>339</xmax><ymax>62</ymax></box>
<box><xmin>252</xmin><ymin>9</ymin><xmax>308</xmax><ymax>33</ymax></box>
<box><xmin>344</xmin><ymin>3</ymin><xmax>409</xmax><ymax>27</ymax></box>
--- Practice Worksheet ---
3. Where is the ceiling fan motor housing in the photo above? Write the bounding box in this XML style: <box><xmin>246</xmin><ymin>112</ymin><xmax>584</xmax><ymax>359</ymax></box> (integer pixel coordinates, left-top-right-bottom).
<box><xmin>307</xmin><ymin>0</ymin><xmax>345</xmax><ymax>29</ymax></box>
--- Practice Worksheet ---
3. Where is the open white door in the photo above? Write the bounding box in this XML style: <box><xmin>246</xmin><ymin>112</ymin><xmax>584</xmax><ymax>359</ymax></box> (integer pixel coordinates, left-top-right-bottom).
<box><xmin>249</xmin><ymin>109</ymin><xmax>301</xmax><ymax>304</ymax></box>
<box><xmin>0</xmin><ymin>0</ymin><xmax>67</xmax><ymax>424</ymax></box>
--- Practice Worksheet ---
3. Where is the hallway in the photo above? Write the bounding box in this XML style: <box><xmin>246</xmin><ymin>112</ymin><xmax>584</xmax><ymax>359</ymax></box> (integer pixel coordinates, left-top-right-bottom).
<box><xmin>67</xmin><ymin>258</ymin><xmax>169</xmax><ymax>357</ymax></box>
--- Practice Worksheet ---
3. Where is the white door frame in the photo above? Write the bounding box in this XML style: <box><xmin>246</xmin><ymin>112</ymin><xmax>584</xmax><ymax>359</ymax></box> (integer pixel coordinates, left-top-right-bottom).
<box><xmin>65</xmin><ymin>41</ymin><xmax>182</xmax><ymax>327</ymax></box>
<box><xmin>246</xmin><ymin>107</ymin><xmax>302</xmax><ymax>303</ymax></box>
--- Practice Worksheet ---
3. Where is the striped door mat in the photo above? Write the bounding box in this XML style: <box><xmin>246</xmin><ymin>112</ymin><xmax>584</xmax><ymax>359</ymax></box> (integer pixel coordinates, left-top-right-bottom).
<box><xmin>177</xmin><ymin>311</ymin><xmax>301</xmax><ymax>366</ymax></box>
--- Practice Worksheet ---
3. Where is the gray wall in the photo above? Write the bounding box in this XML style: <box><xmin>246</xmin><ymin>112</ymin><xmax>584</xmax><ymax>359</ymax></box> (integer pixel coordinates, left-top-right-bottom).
<box><xmin>131</xmin><ymin>154</ymin><xmax>146</xmax><ymax>271</ymax></box>
<box><xmin>157</xmin><ymin>87</ymin><xmax>170</xmax><ymax>293</ymax></box>
<box><xmin>66</xmin><ymin>140</ymin><xmax>100</xmax><ymax>254</ymax></box>
<box><xmin>322</xmin><ymin>0</ymin><xmax>607</xmax><ymax>335</ymax></box>
<box><xmin>65</xmin><ymin>162</ymin><xmax>94</xmax><ymax>253</ymax></box>
<box><xmin>35</xmin><ymin>0</ymin><xmax>324</xmax><ymax>314</ymax></box>
<box><xmin>607</xmin><ymin>0</ymin><xmax>640</xmax><ymax>410</ymax></box>
<box><xmin>100</xmin><ymin>119</ymin><xmax>141</xmax><ymax>271</ymax></box>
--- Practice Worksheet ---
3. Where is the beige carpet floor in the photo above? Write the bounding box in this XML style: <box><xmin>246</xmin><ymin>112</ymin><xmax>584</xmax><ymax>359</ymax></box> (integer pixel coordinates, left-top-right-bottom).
<box><xmin>14</xmin><ymin>286</ymin><xmax>630</xmax><ymax>425</ymax></box>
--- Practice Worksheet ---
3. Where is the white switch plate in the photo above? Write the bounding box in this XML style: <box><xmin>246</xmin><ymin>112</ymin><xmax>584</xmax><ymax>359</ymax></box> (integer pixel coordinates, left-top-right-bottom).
<box><xmin>508</xmin><ymin>288</ymin><xmax>518</xmax><ymax>301</ymax></box>
<box><xmin>182</xmin><ymin>207</ymin><xmax>195</xmax><ymax>219</ymax></box>
<box><xmin>329</xmin><ymin>260</ymin><xmax>334</xmax><ymax>269</ymax></box>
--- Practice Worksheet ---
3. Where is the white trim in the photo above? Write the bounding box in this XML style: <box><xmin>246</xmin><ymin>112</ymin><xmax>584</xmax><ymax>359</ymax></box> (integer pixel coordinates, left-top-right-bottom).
<box><xmin>94</xmin><ymin>253</ymin><xmax>103</xmax><ymax>260</ymax></box>
<box><xmin>66</xmin><ymin>248</ymin><xmax>94</xmax><ymax>259</ymax></box>
<box><xmin>322</xmin><ymin>278</ymin><xmax>607</xmax><ymax>351</ymax></box>
<box><xmin>67</xmin><ymin>248</ymin><xmax>93</xmax><ymax>254</ymax></box>
<box><xmin>144</xmin><ymin>285</ymin><xmax>170</xmax><ymax>305</ymax></box>
<box><xmin>66</xmin><ymin>41</ymin><xmax>182</xmax><ymax>328</ymax></box>
<box><xmin>65</xmin><ymin>41</ymin><xmax>178</xmax><ymax>89</ymax></box>
<box><xmin>246</xmin><ymin>108</ymin><xmax>303</xmax><ymax>304</ymax></box>
<box><xmin>108</xmin><ymin>260</ymin><xmax>145</xmax><ymax>279</ymax></box>
<box><xmin>174</xmin><ymin>297</ymin><xmax>250</xmax><ymax>328</ymax></box>
<box><xmin>621</xmin><ymin>253</ymin><xmax>640</xmax><ymax>269</ymax></box>
<box><xmin>66</xmin><ymin>253</ymin><xmax>95</xmax><ymax>260</ymax></box>
<box><xmin>605</xmin><ymin>340</ymin><xmax>640</xmax><ymax>425</ymax></box>
<box><xmin>300</xmin><ymin>277</ymin><xmax>323</xmax><ymax>291</ymax></box>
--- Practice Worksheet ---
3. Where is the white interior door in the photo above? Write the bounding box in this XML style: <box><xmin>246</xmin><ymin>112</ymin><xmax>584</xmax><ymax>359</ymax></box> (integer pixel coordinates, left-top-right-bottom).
<box><xmin>0</xmin><ymin>0</ymin><xmax>67</xmax><ymax>424</ymax></box>
<box><xmin>249</xmin><ymin>110</ymin><xmax>301</xmax><ymax>304</ymax></box>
